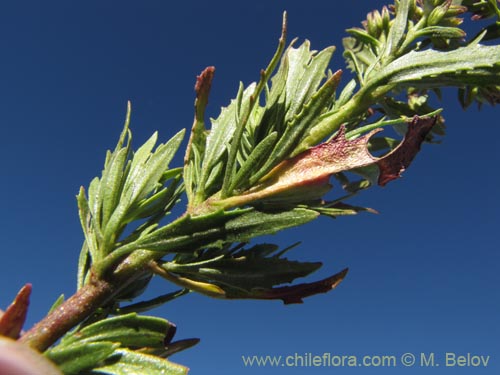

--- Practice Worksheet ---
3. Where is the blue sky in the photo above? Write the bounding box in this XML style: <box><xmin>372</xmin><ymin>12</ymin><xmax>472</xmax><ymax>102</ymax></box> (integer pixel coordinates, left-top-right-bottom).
<box><xmin>0</xmin><ymin>1</ymin><xmax>499</xmax><ymax>374</ymax></box>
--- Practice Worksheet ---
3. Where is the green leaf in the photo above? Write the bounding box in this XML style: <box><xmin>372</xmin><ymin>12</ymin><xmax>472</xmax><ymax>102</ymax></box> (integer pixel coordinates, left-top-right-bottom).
<box><xmin>88</xmin><ymin>348</ymin><xmax>188</xmax><ymax>375</ymax></box>
<box><xmin>45</xmin><ymin>341</ymin><xmax>119</xmax><ymax>375</ymax></box>
<box><xmin>100</xmin><ymin>147</ymin><xmax>129</xmax><ymax>227</ymax></box>
<box><xmin>334</xmin><ymin>78</ymin><xmax>357</xmax><ymax>110</ymax></box>
<box><xmin>284</xmin><ymin>43</ymin><xmax>336</xmax><ymax>121</ymax></box>
<box><xmin>125</xmin><ymin>129</ymin><xmax>185</xmax><ymax>205</ymax></box>
<box><xmin>413</xmin><ymin>25</ymin><xmax>466</xmax><ymax>40</ymax></box>
<box><xmin>305</xmin><ymin>201</ymin><xmax>377</xmax><ymax>218</ymax></box>
<box><xmin>373</xmin><ymin>43</ymin><xmax>500</xmax><ymax>90</ymax></box>
<box><xmin>223</xmin><ymin>208</ymin><xmax>319</xmax><ymax>242</ymax></box>
<box><xmin>117</xmin><ymin>289</ymin><xmax>189</xmax><ymax>315</ymax></box>
<box><xmin>103</xmin><ymin>129</ymin><xmax>185</xmax><ymax>252</ymax></box>
<box><xmin>346</xmin><ymin>28</ymin><xmax>381</xmax><ymax>49</ymax></box>
<box><xmin>228</xmin><ymin>131</ymin><xmax>278</xmax><ymax>192</ymax></box>
<box><xmin>77</xmin><ymin>242</ymin><xmax>91</xmax><ymax>289</ymax></box>
<box><xmin>102</xmin><ymin>207</ymin><xmax>318</xmax><ymax>272</ymax></box>
<box><xmin>382</xmin><ymin>0</ymin><xmax>411</xmax><ymax>61</ymax></box>
<box><xmin>87</xmin><ymin>176</ymin><xmax>102</xmax><ymax>231</ymax></box>
<box><xmin>221</xmin><ymin>19</ymin><xmax>287</xmax><ymax>198</ymax></box>
<box><xmin>61</xmin><ymin>313</ymin><xmax>173</xmax><ymax>350</ymax></box>
<box><xmin>198</xmin><ymin>83</ymin><xmax>255</xmax><ymax>198</ymax></box>
<box><xmin>77</xmin><ymin>187</ymin><xmax>100</xmax><ymax>261</ymax></box>
<box><xmin>251</xmin><ymin>69</ymin><xmax>343</xmax><ymax>183</ymax></box>
<box><xmin>47</xmin><ymin>294</ymin><xmax>65</xmax><ymax>315</ymax></box>
<box><xmin>165</xmin><ymin>244</ymin><xmax>322</xmax><ymax>291</ymax></box>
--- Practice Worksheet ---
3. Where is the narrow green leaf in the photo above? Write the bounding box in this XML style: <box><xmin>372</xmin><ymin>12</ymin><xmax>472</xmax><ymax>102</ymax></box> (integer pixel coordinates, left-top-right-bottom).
<box><xmin>114</xmin><ymin>273</ymin><xmax>153</xmax><ymax>301</ymax></box>
<box><xmin>285</xmin><ymin>44</ymin><xmax>336</xmax><ymax>121</ymax></box>
<box><xmin>373</xmin><ymin>43</ymin><xmax>500</xmax><ymax>89</ymax></box>
<box><xmin>221</xmin><ymin>18</ymin><xmax>287</xmax><ymax>198</ymax></box>
<box><xmin>47</xmin><ymin>294</ymin><xmax>65</xmax><ymax>315</ymax></box>
<box><xmin>382</xmin><ymin>0</ymin><xmax>411</xmax><ymax>60</ymax></box>
<box><xmin>124</xmin><ymin>173</ymin><xmax>182</xmax><ymax>223</ymax></box>
<box><xmin>168</xmin><ymin>251</ymin><xmax>321</xmax><ymax>291</ymax></box>
<box><xmin>89</xmin><ymin>348</ymin><xmax>188</xmax><ymax>375</ymax></box>
<box><xmin>77</xmin><ymin>242</ymin><xmax>91</xmax><ymax>289</ymax></box>
<box><xmin>103</xmin><ymin>207</ymin><xmax>317</xmax><ymax>268</ymax></box>
<box><xmin>251</xmin><ymin>70</ymin><xmax>343</xmax><ymax>184</ymax></box>
<box><xmin>126</xmin><ymin>132</ymin><xmax>159</xmax><ymax>191</ymax></box>
<box><xmin>87</xmin><ymin>176</ymin><xmax>102</xmax><ymax>230</ymax></box>
<box><xmin>100</xmin><ymin>147</ymin><xmax>129</xmax><ymax>227</ymax></box>
<box><xmin>77</xmin><ymin>187</ymin><xmax>100</xmax><ymax>261</ymax></box>
<box><xmin>305</xmin><ymin>201</ymin><xmax>377</xmax><ymax>218</ymax></box>
<box><xmin>224</xmin><ymin>208</ymin><xmax>319</xmax><ymax>243</ymax></box>
<box><xmin>117</xmin><ymin>289</ymin><xmax>189</xmax><ymax>315</ymax></box>
<box><xmin>114</xmin><ymin>101</ymin><xmax>132</xmax><ymax>153</ymax></box>
<box><xmin>228</xmin><ymin>131</ymin><xmax>278</xmax><ymax>192</ymax></box>
<box><xmin>61</xmin><ymin>313</ymin><xmax>173</xmax><ymax>350</ymax></box>
<box><xmin>335</xmin><ymin>78</ymin><xmax>357</xmax><ymax>109</ymax></box>
<box><xmin>103</xmin><ymin>130</ymin><xmax>185</xmax><ymax>251</ymax></box>
<box><xmin>45</xmin><ymin>341</ymin><xmax>119</xmax><ymax>375</ymax></box>
<box><xmin>413</xmin><ymin>26</ymin><xmax>466</xmax><ymax>40</ymax></box>
<box><xmin>199</xmin><ymin>83</ymin><xmax>254</xmax><ymax>197</ymax></box>
<box><xmin>346</xmin><ymin>28</ymin><xmax>381</xmax><ymax>48</ymax></box>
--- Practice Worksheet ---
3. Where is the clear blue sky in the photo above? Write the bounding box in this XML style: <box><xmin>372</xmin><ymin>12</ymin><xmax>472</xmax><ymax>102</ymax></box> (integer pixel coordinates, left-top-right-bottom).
<box><xmin>1</xmin><ymin>1</ymin><xmax>499</xmax><ymax>374</ymax></box>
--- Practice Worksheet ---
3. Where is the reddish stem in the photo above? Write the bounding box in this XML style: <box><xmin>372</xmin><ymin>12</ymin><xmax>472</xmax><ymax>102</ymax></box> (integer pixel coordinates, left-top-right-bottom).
<box><xmin>19</xmin><ymin>274</ymin><xmax>115</xmax><ymax>352</ymax></box>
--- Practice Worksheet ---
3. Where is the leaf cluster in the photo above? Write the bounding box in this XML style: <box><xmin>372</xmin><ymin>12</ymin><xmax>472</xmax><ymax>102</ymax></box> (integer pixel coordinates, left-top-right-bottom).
<box><xmin>17</xmin><ymin>1</ymin><xmax>500</xmax><ymax>374</ymax></box>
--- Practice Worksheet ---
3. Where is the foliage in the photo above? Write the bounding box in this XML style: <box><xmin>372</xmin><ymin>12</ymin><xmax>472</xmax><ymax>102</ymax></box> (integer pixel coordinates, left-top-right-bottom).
<box><xmin>2</xmin><ymin>0</ymin><xmax>500</xmax><ymax>373</ymax></box>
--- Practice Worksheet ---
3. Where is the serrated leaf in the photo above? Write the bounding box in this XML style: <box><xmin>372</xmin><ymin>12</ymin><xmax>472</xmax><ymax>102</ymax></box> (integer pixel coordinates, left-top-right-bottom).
<box><xmin>125</xmin><ymin>130</ymin><xmax>185</xmax><ymax>204</ymax></box>
<box><xmin>343</xmin><ymin>36</ymin><xmax>378</xmax><ymax>78</ymax></box>
<box><xmin>223</xmin><ymin>208</ymin><xmax>319</xmax><ymax>243</ymax></box>
<box><xmin>162</xmin><ymin>265</ymin><xmax>349</xmax><ymax>305</ymax></box>
<box><xmin>285</xmin><ymin>43</ymin><xmax>336</xmax><ymax>120</ymax></box>
<box><xmin>61</xmin><ymin>313</ymin><xmax>173</xmax><ymax>350</ymax></box>
<box><xmin>166</xmin><ymin>245</ymin><xmax>321</xmax><ymax>291</ymax></box>
<box><xmin>199</xmin><ymin>83</ymin><xmax>255</xmax><ymax>196</ymax></box>
<box><xmin>241</xmin><ymin>268</ymin><xmax>349</xmax><ymax>304</ymax></box>
<box><xmin>221</xmin><ymin>23</ymin><xmax>286</xmax><ymax>198</ymax></box>
<box><xmin>89</xmin><ymin>348</ymin><xmax>188</xmax><ymax>375</ymax></box>
<box><xmin>103</xmin><ymin>130</ymin><xmax>185</xmax><ymax>251</ymax></box>
<box><xmin>45</xmin><ymin>341</ymin><xmax>119</xmax><ymax>375</ymax></box>
<box><xmin>251</xmin><ymin>70</ymin><xmax>343</xmax><ymax>184</ymax></box>
<box><xmin>377</xmin><ymin>116</ymin><xmax>436</xmax><ymax>185</ymax></box>
<box><xmin>217</xmin><ymin>116</ymin><xmax>435</xmax><ymax>208</ymax></box>
<box><xmin>376</xmin><ymin>43</ymin><xmax>500</xmax><ymax>89</ymax></box>
<box><xmin>228</xmin><ymin>131</ymin><xmax>278</xmax><ymax>192</ymax></box>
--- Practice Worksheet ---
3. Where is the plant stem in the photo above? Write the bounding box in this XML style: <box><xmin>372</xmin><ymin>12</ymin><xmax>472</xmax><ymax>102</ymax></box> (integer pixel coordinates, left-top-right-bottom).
<box><xmin>20</xmin><ymin>249</ymin><xmax>167</xmax><ymax>352</ymax></box>
<box><xmin>19</xmin><ymin>271</ymin><xmax>116</xmax><ymax>352</ymax></box>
